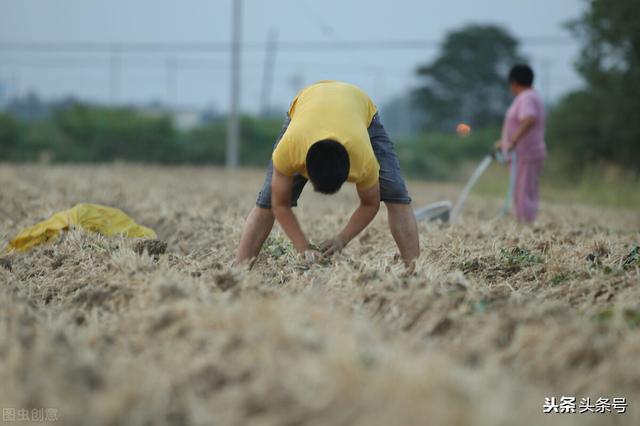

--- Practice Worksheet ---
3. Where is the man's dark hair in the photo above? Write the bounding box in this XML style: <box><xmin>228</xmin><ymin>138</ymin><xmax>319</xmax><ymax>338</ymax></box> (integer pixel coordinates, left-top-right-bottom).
<box><xmin>508</xmin><ymin>64</ymin><xmax>534</xmax><ymax>87</ymax></box>
<box><xmin>306</xmin><ymin>140</ymin><xmax>350</xmax><ymax>194</ymax></box>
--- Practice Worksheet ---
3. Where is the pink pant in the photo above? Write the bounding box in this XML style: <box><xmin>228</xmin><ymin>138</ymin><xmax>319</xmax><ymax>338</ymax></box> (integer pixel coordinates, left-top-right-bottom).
<box><xmin>513</xmin><ymin>157</ymin><xmax>544</xmax><ymax>223</ymax></box>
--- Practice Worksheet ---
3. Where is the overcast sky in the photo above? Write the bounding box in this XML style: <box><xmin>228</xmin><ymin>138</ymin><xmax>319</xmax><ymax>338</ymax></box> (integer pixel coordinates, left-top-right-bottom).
<box><xmin>0</xmin><ymin>0</ymin><xmax>585</xmax><ymax>113</ymax></box>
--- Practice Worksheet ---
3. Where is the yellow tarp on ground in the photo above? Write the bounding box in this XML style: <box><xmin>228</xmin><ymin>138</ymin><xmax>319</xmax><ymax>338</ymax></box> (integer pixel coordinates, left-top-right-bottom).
<box><xmin>7</xmin><ymin>203</ymin><xmax>156</xmax><ymax>252</ymax></box>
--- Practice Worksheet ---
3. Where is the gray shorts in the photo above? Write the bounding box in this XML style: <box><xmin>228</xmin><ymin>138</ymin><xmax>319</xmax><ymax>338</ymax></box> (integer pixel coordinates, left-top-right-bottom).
<box><xmin>256</xmin><ymin>113</ymin><xmax>411</xmax><ymax>208</ymax></box>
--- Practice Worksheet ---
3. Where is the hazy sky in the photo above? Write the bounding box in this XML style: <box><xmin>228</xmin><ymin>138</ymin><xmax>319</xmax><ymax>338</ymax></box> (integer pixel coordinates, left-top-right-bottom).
<box><xmin>0</xmin><ymin>0</ymin><xmax>585</xmax><ymax>113</ymax></box>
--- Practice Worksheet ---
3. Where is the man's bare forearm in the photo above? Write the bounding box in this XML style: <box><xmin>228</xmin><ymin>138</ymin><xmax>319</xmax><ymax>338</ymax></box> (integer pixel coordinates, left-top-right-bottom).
<box><xmin>338</xmin><ymin>203</ymin><xmax>379</xmax><ymax>245</ymax></box>
<box><xmin>272</xmin><ymin>204</ymin><xmax>309</xmax><ymax>252</ymax></box>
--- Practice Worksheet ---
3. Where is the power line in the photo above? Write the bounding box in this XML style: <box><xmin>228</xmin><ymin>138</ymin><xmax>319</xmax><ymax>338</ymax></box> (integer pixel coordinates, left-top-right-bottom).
<box><xmin>0</xmin><ymin>58</ymin><xmax>417</xmax><ymax>80</ymax></box>
<box><xmin>0</xmin><ymin>57</ymin><xmax>227</xmax><ymax>69</ymax></box>
<box><xmin>0</xmin><ymin>36</ymin><xmax>577</xmax><ymax>54</ymax></box>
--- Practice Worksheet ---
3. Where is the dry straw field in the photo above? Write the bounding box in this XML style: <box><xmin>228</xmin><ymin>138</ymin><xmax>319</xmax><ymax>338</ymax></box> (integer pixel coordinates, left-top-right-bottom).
<box><xmin>1</xmin><ymin>164</ymin><xmax>639</xmax><ymax>426</ymax></box>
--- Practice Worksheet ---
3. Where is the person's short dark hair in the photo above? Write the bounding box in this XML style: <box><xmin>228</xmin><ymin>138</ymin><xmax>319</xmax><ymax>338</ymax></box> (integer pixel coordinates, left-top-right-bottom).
<box><xmin>508</xmin><ymin>64</ymin><xmax>534</xmax><ymax>87</ymax></box>
<box><xmin>306</xmin><ymin>140</ymin><xmax>350</xmax><ymax>194</ymax></box>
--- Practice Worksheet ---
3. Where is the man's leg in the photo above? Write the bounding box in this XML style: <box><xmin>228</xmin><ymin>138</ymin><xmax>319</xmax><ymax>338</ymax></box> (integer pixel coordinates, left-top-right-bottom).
<box><xmin>368</xmin><ymin>113</ymin><xmax>420</xmax><ymax>265</ymax></box>
<box><xmin>235</xmin><ymin>206</ymin><xmax>275</xmax><ymax>265</ymax></box>
<box><xmin>234</xmin><ymin>114</ymin><xmax>295</xmax><ymax>266</ymax></box>
<box><xmin>386</xmin><ymin>202</ymin><xmax>420</xmax><ymax>264</ymax></box>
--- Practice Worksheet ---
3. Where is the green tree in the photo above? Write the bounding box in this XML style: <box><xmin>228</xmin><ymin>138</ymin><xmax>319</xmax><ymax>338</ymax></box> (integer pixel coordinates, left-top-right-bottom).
<box><xmin>0</xmin><ymin>113</ymin><xmax>23</xmax><ymax>160</ymax></box>
<box><xmin>48</xmin><ymin>103</ymin><xmax>179</xmax><ymax>163</ymax></box>
<box><xmin>413</xmin><ymin>25</ymin><xmax>525</xmax><ymax>131</ymax></box>
<box><xmin>239</xmin><ymin>116</ymin><xmax>284</xmax><ymax>166</ymax></box>
<box><xmin>557</xmin><ymin>0</ymin><xmax>640</xmax><ymax>171</ymax></box>
<box><xmin>181</xmin><ymin>120</ymin><xmax>226</xmax><ymax>164</ymax></box>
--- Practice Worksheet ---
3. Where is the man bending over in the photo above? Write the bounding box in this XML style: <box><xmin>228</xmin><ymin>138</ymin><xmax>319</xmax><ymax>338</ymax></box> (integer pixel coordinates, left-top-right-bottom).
<box><xmin>235</xmin><ymin>80</ymin><xmax>419</xmax><ymax>266</ymax></box>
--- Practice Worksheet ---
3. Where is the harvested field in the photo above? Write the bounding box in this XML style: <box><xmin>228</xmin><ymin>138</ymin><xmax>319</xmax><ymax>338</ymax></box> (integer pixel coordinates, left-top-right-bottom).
<box><xmin>1</xmin><ymin>164</ymin><xmax>639</xmax><ymax>425</ymax></box>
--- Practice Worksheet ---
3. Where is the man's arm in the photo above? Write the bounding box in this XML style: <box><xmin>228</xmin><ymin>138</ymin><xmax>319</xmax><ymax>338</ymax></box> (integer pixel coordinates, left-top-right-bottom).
<box><xmin>271</xmin><ymin>168</ymin><xmax>309</xmax><ymax>253</ymax></box>
<box><xmin>321</xmin><ymin>183</ymin><xmax>380</xmax><ymax>255</ymax></box>
<box><xmin>508</xmin><ymin>116</ymin><xmax>536</xmax><ymax>150</ymax></box>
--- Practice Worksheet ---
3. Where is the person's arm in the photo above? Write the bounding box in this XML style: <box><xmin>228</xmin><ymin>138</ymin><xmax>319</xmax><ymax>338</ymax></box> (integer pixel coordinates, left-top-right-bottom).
<box><xmin>271</xmin><ymin>168</ymin><xmax>309</xmax><ymax>253</ymax></box>
<box><xmin>508</xmin><ymin>116</ymin><xmax>536</xmax><ymax>150</ymax></box>
<box><xmin>321</xmin><ymin>183</ymin><xmax>380</xmax><ymax>255</ymax></box>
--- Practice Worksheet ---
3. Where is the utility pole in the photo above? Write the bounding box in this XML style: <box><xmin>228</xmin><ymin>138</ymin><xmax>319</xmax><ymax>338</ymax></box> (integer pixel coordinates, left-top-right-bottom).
<box><xmin>260</xmin><ymin>28</ymin><xmax>278</xmax><ymax>117</ymax></box>
<box><xmin>109</xmin><ymin>43</ymin><xmax>121</xmax><ymax>105</ymax></box>
<box><xmin>166</xmin><ymin>57</ymin><xmax>177</xmax><ymax>108</ymax></box>
<box><xmin>226</xmin><ymin>0</ymin><xmax>242</xmax><ymax>168</ymax></box>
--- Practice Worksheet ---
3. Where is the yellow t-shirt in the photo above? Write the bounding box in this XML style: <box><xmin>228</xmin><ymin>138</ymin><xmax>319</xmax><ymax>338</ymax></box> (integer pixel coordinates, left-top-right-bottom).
<box><xmin>272</xmin><ymin>81</ymin><xmax>380</xmax><ymax>190</ymax></box>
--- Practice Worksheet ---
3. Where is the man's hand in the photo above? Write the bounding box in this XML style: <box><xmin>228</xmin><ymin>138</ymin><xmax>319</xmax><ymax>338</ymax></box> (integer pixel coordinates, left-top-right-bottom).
<box><xmin>319</xmin><ymin>236</ymin><xmax>345</xmax><ymax>256</ymax></box>
<box><xmin>492</xmin><ymin>140</ymin><xmax>502</xmax><ymax>158</ymax></box>
<box><xmin>303</xmin><ymin>249</ymin><xmax>323</xmax><ymax>263</ymax></box>
<box><xmin>293</xmin><ymin>249</ymin><xmax>324</xmax><ymax>271</ymax></box>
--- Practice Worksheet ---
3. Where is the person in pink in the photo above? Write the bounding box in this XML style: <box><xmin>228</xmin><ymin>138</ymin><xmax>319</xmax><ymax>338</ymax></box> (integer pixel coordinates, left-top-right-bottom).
<box><xmin>499</xmin><ymin>64</ymin><xmax>547</xmax><ymax>223</ymax></box>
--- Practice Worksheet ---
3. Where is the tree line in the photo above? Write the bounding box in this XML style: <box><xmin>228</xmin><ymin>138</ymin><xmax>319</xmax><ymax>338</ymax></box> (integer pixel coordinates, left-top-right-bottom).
<box><xmin>0</xmin><ymin>103</ymin><xmax>283</xmax><ymax>167</ymax></box>
<box><xmin>1</xmin><ymin>0</ymin><xmax>637</xmax><ymax>176</ymax></box>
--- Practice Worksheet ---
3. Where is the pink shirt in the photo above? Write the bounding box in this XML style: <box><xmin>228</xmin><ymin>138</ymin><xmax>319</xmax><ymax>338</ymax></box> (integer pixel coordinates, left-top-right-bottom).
<box><xmin>501</xmin><ymin>89</ymin><xmax>546</xmax><ymax>160</ymax></box>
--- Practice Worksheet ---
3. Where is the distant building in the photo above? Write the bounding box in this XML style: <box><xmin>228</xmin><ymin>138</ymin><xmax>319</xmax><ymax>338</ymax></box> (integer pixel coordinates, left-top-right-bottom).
<box><xmin>172</xmin><ymin>109</ymin><xmax>203</xmax><ymax>130</ymax></box>
<box><xmin>137</xmin><ymin>103</ymin><xmax>209</xmax><ymax>130</ymax></box>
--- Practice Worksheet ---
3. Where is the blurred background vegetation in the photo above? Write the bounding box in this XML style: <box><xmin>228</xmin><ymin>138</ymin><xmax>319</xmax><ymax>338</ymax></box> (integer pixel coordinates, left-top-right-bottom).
<box><xmin>1</xmin><ymin>0</ymin><xmax>638</xmax><ymax>206</ymax></box>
